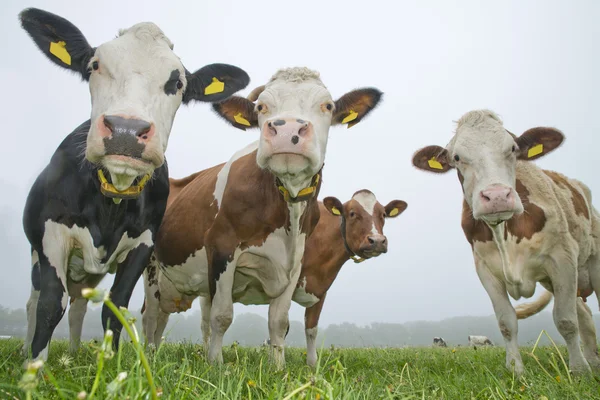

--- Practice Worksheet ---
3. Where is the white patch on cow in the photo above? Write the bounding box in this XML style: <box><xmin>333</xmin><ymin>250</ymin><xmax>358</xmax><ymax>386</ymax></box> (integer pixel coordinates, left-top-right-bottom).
<box><xmin>44</xmin><ymin>220</ymin><xmax>152</xmax><ymax>279</ymax></box>
<box><xmin>353</xmin><ymin>190</ymin><xmax>379</xmax><ymax>234</ymax></box>
<box><xmin>305</xmin><ymin>326</ymin><xmax>319</xmax><ymax>367</ymax></box>
<box><xmin>68</xmin><ymin>298</ymin><xmax>88</xmax><ymax>353</ymax></box>
<box><xmin>292</xmin><ymin>276</ymin><xmax>320</xmax><ymax>307</ymax></box>
<box><xmin>468</xmin><ymin>335</ymin><xmax>493</xmax><ymax>346</ymax></box>
<box><xmin>160</xmin><ymin>248</ymin><xmax>209</xmax><ymax>296</ymax></box>
<box><xmin>24</xmin><ymin>289</ymin><xmax>39</xmax><ymax>355</ymax></box>
<box><xmin>85</xmin><ymin>22</ymin><xmax>186</xmax><ymax>179</ymax></box>
<box><xmin>213</xmin><ymin>141</ymin><xmax>259</xmax><ymax>207</ymax></box>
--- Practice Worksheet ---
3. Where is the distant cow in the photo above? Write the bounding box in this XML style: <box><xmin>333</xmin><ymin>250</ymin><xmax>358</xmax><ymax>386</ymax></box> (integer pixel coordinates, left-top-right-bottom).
<box><xmin>412</xmin><ymin>109</ymin><xmax>600</xmax><ymax>376</ymax></box>
<box><xmin>468</xmin><ymin>335</ymin><xmax>493</xmax><ymax>347</ymax></box>
<box><xmin>433</xmin><ymin>337</ymin><xmax>447</xmax><ymax>347</ymax></box>
<box><xmin>147</xmin><ymin>67</ymin><xmax>383</xmax><ymax>369</ymax></box>
<box><xmin>19</xmin><ymin>8</ymin><xmax>249</xmax><ymax>361</ymax></box>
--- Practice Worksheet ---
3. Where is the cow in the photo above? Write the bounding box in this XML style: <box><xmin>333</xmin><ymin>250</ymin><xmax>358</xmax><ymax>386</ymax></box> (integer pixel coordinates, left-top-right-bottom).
<box><xmin>468</xmin><ymin>335</ymin><xmax>493</xmax><ymax>347</ymax></box>
<box><xmin>19</xmin><ymin>8</ymin><xmax>249</xmax><ymax>361</ymax></box>
<box><xmin>141</xmin><ymin>189</ymin><xmax>406</xmax><ymax>367</ymax></box>
<box><xmin>433</xmin><ymin>337</ymin><xmax>447</xmax><ymax>347</ymax></box>
<box><xmin>412</xmin><ymin>109</ymin><xmax>600</xmax><ymax>376</ymax></box>
<box><xmin>147</xmin><ymin>67</ymin><xmax>383</xmax><ymax>368</ymax></box>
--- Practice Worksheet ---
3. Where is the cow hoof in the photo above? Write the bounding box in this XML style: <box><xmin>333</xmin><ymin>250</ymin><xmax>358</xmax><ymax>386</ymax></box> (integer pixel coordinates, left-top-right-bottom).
<box><xmin>570</xmin><ymin>361</ymin><xmax>592</xmax><ymax>377</ymax></box>
<box><xmin>506</xmin><ymin>359</ymin><xmax>524</xmax><ymax>377</ymax></box>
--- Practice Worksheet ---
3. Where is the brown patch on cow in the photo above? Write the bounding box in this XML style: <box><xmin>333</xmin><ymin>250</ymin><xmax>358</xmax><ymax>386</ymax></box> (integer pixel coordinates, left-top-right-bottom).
<box><xmin>543</xmin><ymin>170</ymin><xmax>589</xmax><ymax>219</ymax></box>
<box><xmin>505</xmin><ymin>179</ymin><xmax>546</xmax><ymax>244</ymax></box>
<box><xmin>154</xmin><ymin>290</ymin><xmax>160</xmax><ymax>300</ymax></box>
<box><xmin>167</xmin><ymin>169</ymin><xmax>216</xmax><ymax>209</ymax></box>
<box><xmin>461</xmin><ymin>179</ymin><xmax>546</xmax><ymax>245</ymax></box>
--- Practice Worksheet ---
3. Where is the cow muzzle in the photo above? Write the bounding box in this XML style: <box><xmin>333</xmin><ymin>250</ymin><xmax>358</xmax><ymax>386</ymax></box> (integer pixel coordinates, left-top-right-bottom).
<box><xmin>474</xmin><ymin>184</ymin><xmax>518</xmax><ymax>224</ymax></box>
<box><xmin>359</xmin><ymin>234</ymin><xmax>388</xmax><ymax>257</ymax></box>
<box><xmin>262</xmin><ymin>118</ymin><xmax>314</xmax><ymax>156</ymax></box>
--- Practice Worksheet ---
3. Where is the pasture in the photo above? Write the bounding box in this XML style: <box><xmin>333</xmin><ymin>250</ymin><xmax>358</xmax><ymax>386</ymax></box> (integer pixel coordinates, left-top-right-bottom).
<box><xmin>1</xmin><ymin>338</ymin><xmax>599</xmax><ymax>399</ymax></box>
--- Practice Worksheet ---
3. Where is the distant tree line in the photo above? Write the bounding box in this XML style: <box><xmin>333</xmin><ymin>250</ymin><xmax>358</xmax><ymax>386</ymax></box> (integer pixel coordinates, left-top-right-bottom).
<box><xmin>2</xmin><ymin>305</ymin><xmax>598</xmax><ymax>347</ymax></box>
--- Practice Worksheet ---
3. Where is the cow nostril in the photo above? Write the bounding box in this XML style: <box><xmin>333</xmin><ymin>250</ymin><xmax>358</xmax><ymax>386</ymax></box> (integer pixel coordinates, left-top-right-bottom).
<box><xmin>482</xmin><ymin>194</ymin><xmax>491</xmax><ymax>202</ymax></box>
<box><xmin>382</xmin><ymin>238</ymin><xmax>387</xmax><ymax>245</ymax></box>
<box><xmin>368</xmin><ymin>237</ymin><xmax>375</xmax><ymax>245</ymax></box>
<box><xmin>103</xmin><ymin>117</ymin><xmax>114</xmax><ymax>133</ymax></box>
<box><xmin>291</xmin><ymin>135</ymin><xmax>299</xmax><ymax>145</ymax></box>
<box><xmin>298</xmin><ymin>125</ymin><xmax>308</xmax><ymax>136</ymax></box>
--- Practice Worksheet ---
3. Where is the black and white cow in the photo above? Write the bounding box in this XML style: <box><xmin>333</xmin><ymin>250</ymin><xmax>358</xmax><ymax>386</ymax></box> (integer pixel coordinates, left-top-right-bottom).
<box><xmin>20</xmin><ymin>8</ymin><xmax>249</xmax><ymax>360</ymax></box>
<box><xmin>433</xmin><ymin>337</ymin><xmax>447</xmax><ymax>347</ymax></box>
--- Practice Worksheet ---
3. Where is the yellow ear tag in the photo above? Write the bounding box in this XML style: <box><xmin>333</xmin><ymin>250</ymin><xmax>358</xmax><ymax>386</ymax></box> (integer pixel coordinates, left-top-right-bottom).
<box><xmin>204</xmin><ymin>77</ymin><xmax>225</xmax><ymax>95</ymax></box>
<box><xmin>389</xmin><ymin>208</ymin><xmax>399</xmax><ymax>217</ymax></box>
<box><xmin>427</xmin><ymin>157</ymin><xmax>444</xmax><ymax>170</ymax></box>
<box><xmin>331</xmin><ymin>206</ymin><xmax>341</xmax><ymax>216</ymax></box>
<box><xmin>342</xmin><ymin>110</ymin><xmax>358</xmax><ymax>124</ymax></box>
<box><xmin>234</xmin><ymin>113</ymin><xmax>251</xmax><ymax>126</ymax></box>
<box><xmin>528</xmin><ymin>143</ymin><xmax>543</xmax><ymax>158</ymax></box>
<box><xmin>49</xmin><ymin>41</ymin><xmax>71</xmax><ymax>65</ymax></box>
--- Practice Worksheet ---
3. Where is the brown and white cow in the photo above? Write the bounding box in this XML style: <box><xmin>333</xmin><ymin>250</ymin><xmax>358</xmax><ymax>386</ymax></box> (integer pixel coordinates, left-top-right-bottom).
<box><xmin>149</xmin><ymin>67</ymin><xmax>383</xmax><ymax>368</ymax></box>
<box><xmin>412</xmin><ymin>109</ymin><xmax>600</xmax><ymax>376</ymax></box>
<box><xmin>141</xmin><ymin>189</ymin><xmax>406</xmax><ymax>366</ymax></box>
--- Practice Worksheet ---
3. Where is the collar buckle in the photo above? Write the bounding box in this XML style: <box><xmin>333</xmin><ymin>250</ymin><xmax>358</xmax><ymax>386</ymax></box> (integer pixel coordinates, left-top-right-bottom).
<box><xmin>97</xmin><ymin>170</ymin><xmax>151</xmax><ymax>201</ymax></box>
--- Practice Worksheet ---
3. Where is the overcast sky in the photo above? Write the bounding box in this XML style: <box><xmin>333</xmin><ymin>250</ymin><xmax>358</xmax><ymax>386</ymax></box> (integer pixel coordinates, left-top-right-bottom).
<box><xmin>1</xmin><ymin>0</ymin><xmax>599</xmax><ymax>328</ymax></box>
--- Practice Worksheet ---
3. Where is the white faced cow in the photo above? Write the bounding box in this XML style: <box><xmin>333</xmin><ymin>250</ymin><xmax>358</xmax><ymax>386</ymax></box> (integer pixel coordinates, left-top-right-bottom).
<box><xmin>412</xmin><ymin>110</ymin><xmax>600</xmax><ymax>376</ymax></box>
<box><xmin>149</xmin><ymin>68</ymin><xmax>382</xmax><ymax>368</ymax></box>
<box><xmin>20</xmin><ymin>8</ymin><xmax>249</xmax><ymax>361</ymax></box>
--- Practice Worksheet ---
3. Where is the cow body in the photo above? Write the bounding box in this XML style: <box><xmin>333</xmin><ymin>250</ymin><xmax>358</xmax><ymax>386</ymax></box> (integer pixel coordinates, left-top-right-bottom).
<box><xmin>468</xmin><ymin>335</ymin><xmax>493</xmax><ymax>347</ymax></box>
<box><xmin>24</xmin><ymin>121</ymin><xmax>169</xmax><ymax>360</ymax></box>
<box><xmin>143</xmin><ymin>189</ymin><xmax>405</xmax><ymax>366</ymax></box>
<box><xmin>19</xmin><ymin>8</ymin><xmax>249</xmax><ymax>360</ymax></box>
<box><xmin>413</xmin><ymin>109</ymin><xmax>600</xmax><ymax>376</ymax></box>
<box><xmin>433</xmin><ymin>337</ymin><xmax>447</xmax><ymax>347</ymax></box>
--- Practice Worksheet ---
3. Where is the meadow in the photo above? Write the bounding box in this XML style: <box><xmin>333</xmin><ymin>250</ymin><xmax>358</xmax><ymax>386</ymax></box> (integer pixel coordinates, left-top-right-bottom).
<box><xmin>1</xmin><ymin>336</ymin><xmax>600</xmax><ymax>400</ymax></box>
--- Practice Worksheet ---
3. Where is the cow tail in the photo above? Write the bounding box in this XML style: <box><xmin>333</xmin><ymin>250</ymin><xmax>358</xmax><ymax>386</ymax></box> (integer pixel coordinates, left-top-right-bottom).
<box><xmin>515</xmin><ymin>290</ymin><xmax>553</xmax><ymax>320</ymax></box>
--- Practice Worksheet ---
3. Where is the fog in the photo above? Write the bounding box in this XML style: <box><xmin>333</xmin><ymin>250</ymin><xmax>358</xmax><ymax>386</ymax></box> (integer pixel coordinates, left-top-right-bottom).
<box><xmin>0</xmin><ymin>0</ymin><xmax>598</xmax><ymax>329</ymax></box>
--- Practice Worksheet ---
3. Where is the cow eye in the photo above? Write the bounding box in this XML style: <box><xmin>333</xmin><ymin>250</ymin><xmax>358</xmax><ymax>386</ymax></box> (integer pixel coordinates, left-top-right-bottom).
<box><xmin>257</xmin><ymin>105</ymin><xmax>263</xmax><ymax>112</ymax></box>
<box><xmin>326</xmin><ymin>104</ymin><xmax>333</xmax><ymax>111</ymax></box>
<box><xmin>177</xmin><ymin>80</ymin><xmax>183</xmax><ymax>90</ymax></box>
<box><xmin>454</xmin><ymin>154</ymin><xmax>460</xmax><ymax>162</ymax></box>
<box><xmin>349</xmin><ymin>211</ymin><xmax>356</xmax><ymax>218</ymax></box>
<box><xmin>511</xmin><ymin>145</ymin><xmax>516</xmax><ymax>152</ymax></box>
<box><xmin>92</xmin><ymin>61</ymin><xmax>99</xmax><ymax>71</ymax></box>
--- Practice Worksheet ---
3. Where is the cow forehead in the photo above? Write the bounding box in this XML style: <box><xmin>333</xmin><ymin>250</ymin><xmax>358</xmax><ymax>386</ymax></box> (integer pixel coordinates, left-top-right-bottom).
<box><xmin>96</xmin><ymin>22</ymin><xmax>181</xmax><ymax>72</ymax></box>
<box><xmin>451</xmin><ymin>110</ymin><xmax>513</xmax><ymax>152</ymax></box>
<box><xmin>349</xmin><ymin>191</ymin><xmax>379</xmax><ymax>216</ymax></box>
<box><xmin>260</xmin><ymin>79</ymin><xmax>331</xmax><ymax>106</ymax></box>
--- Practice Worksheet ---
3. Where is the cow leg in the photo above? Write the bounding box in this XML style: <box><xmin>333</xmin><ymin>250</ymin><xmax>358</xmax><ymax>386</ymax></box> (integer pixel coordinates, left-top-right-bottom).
<box><xmin>200</xmin><ymin>296</ymin><xmax>212</xmax><ymax>354</ymax></box>
<box><xmin>208</xmin><ymin>257</ymin><xmax>237</xmax><ymax>364</ymax></box>
<box><xmin>268</xmin><ymin>267</ymin><xmax>302</xmax><ymax>370</ymax></box>
<box><xmin>475</xmin><ymin>259</ymin><xmax>524</xmax><ymax>375</ymax></box>
<box><xmin>154</xmin><ymin>310</ymin><xmax>170</xmax><ymax>346</ymax></box>
<box><xmin>304</xmin><ymin>292</ymin><xmax>327</xmax><ymax>367</ymax></box>
<box><xmin>31</xmin><ymin>251</ymin><xmax>69</xmax><ymax>360</ymax></box>
<box><xmin>24</xmin><ymin>250</ymin><xmax>41</xmax><ymax>356</ymax></box>
<box><xmin>586</xmin><ymin>254</ymin><xmax>600</xmax><ymax>310</ymax></box>
<box><xmin>142</xmin><ymin>268</ymin><xmax>159</xmax><ymax>347</ymax></box>
<box><xmin>68</xmin><ymin>297</ymin><xmax>88</xmax><ymax>353</ymax></box>
<box><xmin>102</xmin><ymin>245</ymin><xmax>152</xmax><ymax>347</ymax></box>
<box><xmin>576</xmin><ymin>298</ymin><xmax>600</xmax><ymax>372</ymax></box>
<box><xmin>549</xmin><ymin>256</ymin><xmax>591</xmax><ymax>375</ymax></box>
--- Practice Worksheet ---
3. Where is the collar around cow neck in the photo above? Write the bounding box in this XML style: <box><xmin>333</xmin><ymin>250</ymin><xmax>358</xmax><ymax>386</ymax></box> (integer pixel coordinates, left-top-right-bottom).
<box><xmin>276</xmin><ymin>174</ymin><xmax>320</xmax><ymax>203</ymax></box>
<box><xmin>339</xmin><ymin>215</ymin><xmax>366</xmax><ymax>264</ymax></box>
<box><xmin>97</xmin><ymin>169</ymin><xmax>151</xmax><ymax>204</ymax></box>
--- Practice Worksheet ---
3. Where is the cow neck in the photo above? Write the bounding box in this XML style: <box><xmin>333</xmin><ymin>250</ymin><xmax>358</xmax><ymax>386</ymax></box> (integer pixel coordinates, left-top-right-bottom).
<box><xmin>97</xmin><ymin>169</ymin><xmax>152</xmax><ymax>204</ymax></box>
<box><xmin>488</xmin><ymin>221</ymin><xmax>520</xmax><ymax>286</ymax></box>
<box><xmin>339</xmin><ymin>215</ymin><xmax>366</xmax><ymax>264</ymax></box>
<box><xmin>276</xmin><ymin>173</ymin><xmax>320</xmax><ymax>203</ymax></box>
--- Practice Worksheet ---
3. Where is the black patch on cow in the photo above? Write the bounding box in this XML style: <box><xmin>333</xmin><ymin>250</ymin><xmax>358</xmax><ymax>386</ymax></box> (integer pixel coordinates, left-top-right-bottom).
<box><xmin>291</xmin><ymin>135</ymin><xmax>299</xmax><ymax>145</ymax></box>
<box><xmin>209</xmin><ymin>250</ymin><xmax>234</xmax><ymax>299</ymax></box>
<box><xmin>154</xmin><ymin>290</ymin><xmax>161</xmax><ymax>300</ymax></box>
<box><xmin>164</xmin><ymin>69</ymin><xmax>181</xmax><ymax>95</ymax></box>
<box><xmin>296</xmin><ymin>119</ymin><xmax>306</xmax><ymax>124</ymax></box>
<box><xmin>31</xmin><ymin>256</ymin><xmax>41</xmax><ymax>291</ymax></box>
<box><xmin>273</xmin><ymin>119</ymin><xmax>286</xmax><ymax>126</ymax></box>
<box><xmin>183</xmin><ymin>63</ymin><xmax>250</xmax><ymax>104</ymax></box>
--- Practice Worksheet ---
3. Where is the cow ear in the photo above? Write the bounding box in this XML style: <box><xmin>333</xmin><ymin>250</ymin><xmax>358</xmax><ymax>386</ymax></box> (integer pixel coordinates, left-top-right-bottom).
<box><xmin>412</xmin><ymin>145</ymin><xmax>453</xmax><ymax>173</ymax></box>
<box><xmin>515</xmin><ymin>127</ymin><xmax>564</xmax><ymax>161</ymax></box>
<box><xmin>323</xmin><ymin>197</ymin><xmax>344</xmax><ymax>217</ymax></box>
<box><xmin>183</xmin><ymin>63</ymin><xmax>250</xmax><ymax>104</ymax></box>
<box><xmin>384</xmin><ymin>200</ymin><xmax>407</xmax><ymax>218</ymax></box>
<box><xmin>332</xmin><ymin>88</ymin><xmax>383</xmax><ymax>128</ymax></box>
<box><xmin>20</xmin><ymin>8</ymin><xmax>95</xmax><ymax>81</ymax></box>
<box><xmin>212</xmin><ymin>96</ymin><xmax>258</xmax><ymax>131</ymax></box>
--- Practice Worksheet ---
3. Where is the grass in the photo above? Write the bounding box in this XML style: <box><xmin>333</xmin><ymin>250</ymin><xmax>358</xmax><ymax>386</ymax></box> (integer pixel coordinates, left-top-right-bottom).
<box><xmin>1</xmin><ymin>338</ymin><xmax>600</xmax><ymax>399</ymax></box>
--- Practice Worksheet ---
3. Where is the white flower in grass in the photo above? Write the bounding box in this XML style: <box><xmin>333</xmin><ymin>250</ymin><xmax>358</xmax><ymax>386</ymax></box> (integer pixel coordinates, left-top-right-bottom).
<box><xmin>106</xmin><ymin>371</ymin><xmax>128</xmax><ymax>399</ymax></box>
<box><xmin>19</xmin><ymin>360</ymin><xmax>44</xmax><ymax>391</ymax></box>
<box><xmin>81</xmin><ymin>288</ymin><xmax>108</xmax><ymax>303</ymax></box>
<box><xmin>77</xmin><ymin>391</ymin><xmax>87</xmax><ymax>399</ymax></box>
<box><xmin>58</xmin><ymin>354</ymin><xmax>73</xmax><ymax>368</ymax></box>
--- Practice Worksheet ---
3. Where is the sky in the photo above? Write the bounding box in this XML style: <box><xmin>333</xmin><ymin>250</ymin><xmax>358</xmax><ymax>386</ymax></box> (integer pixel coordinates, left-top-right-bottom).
<box><xmin>1</xmin><ymin>0</ymin><xmax>599</xmax><ymax>328</ymax></box>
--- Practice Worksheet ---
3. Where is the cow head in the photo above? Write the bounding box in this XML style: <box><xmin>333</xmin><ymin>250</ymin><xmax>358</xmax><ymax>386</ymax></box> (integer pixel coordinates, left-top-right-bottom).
<box><xmin>213</xmin><ymin>67</ymin><xmax>382</xmax><ymax>198</ymax></box>
<box><xmin>323</xmin><ymin>190</ymin><xmax>407</xmax><ymax>260</ymax></box>
<box><xmin>20</xmin><ymin>8</ymin><xmax>249</xmax><ymax>191</ymax></box>
<box><xmin>412</xmin><ymin>110</ymin><xmax>563</xmax><ymax>225</ymax></box>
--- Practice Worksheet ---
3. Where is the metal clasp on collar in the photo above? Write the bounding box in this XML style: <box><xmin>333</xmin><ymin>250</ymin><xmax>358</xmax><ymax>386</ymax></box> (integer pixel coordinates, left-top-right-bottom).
<box><xmin>97</xmin><ymin>170</ymin><xmax>151</xmax><ymax>203</ymax></box>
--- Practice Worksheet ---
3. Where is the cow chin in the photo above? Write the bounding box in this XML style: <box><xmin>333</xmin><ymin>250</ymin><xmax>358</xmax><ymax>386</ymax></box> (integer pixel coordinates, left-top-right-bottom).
<box><xmin>101</xmin><ymin>155</ymin><xmax>155</xmax><ymax>191</ymax></box>
<box><xmin>262</xmin><ymin>153</ymin><xmax>314</xmax><ymax>176</ymax></box>
<box><xmin>479</xmin><ymin>211</ymin><xmax>516</xmax><ymax>227</ymax></box>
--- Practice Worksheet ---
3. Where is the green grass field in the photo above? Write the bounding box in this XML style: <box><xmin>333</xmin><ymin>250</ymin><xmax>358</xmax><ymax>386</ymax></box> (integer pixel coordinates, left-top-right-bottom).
<box><xmin>1</xmin><ymin>338</ymin><xmax>600</xmax><ymax>400</ymax></box>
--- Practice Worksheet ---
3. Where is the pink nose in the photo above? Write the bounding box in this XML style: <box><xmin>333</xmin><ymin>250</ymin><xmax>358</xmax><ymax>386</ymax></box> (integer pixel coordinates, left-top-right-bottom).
<box><xmin>262</xmin><ymin>118</ymin><xmax>313</xmax><ymax>153</ymax></box>
<box><xmin>479</xmin><ymin>185</ymin><xmax>516</xmax><ymax>214</ymax></box>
